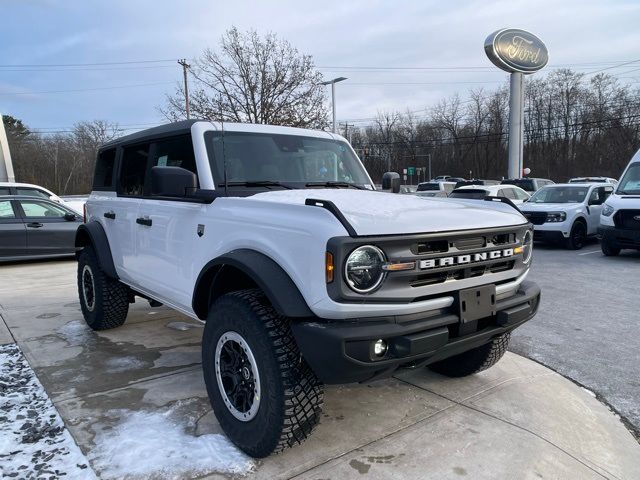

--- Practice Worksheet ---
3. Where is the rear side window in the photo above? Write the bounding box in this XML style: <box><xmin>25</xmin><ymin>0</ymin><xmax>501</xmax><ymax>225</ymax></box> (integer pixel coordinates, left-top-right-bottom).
<box><xmin>15</xmin><ymin>187</ymin><xmax>49</xmax><ymax>199</ymax></box>
<box><xmin>0</xmin><ymin>187</ymin><xmax>10</xmax><ymax>195</ymax></box>
<box><xmin>94</xmin><ymin>148</ymin><xmax>117</xmax><ymax>190</ymax></box>
<box><xmin>502</xmin><ymin>188</ymin><xmax>518</xmax><ymax>200</ymax></box>
<box><xmin>0</xmin><ymin>200</ymin><xmax>15</xmax><ymax>218</ymax></box>
<box><xmin>152</xmin><ymin>135</ymin><xmax>198</xmax><ymax>177</ymax></box>
<box><xmin>119</xmin><ymin>143</ymin><xmax>151</xmax><ymax>197</ymax></box>
<box><xmin>19</xmin><ymin>200</ymin><xmax>67</xmax><ymax>218</ymax></box>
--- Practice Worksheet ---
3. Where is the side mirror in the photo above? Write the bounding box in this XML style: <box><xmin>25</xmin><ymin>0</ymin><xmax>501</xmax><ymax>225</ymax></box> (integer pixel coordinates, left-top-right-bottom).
<box><xmin>382</xmin><ymin>172</ymin><xmax>401</xmax><ymax>194</ymax></box>
<box><xmin>151</xmin><ymin>166</ymin><xmax>197</xmax><ymax>197</ymax></box>
<box><xmin>64</xmin><ymin>212</ymin><xmax>77</xmax><ymax>221</ymax></box>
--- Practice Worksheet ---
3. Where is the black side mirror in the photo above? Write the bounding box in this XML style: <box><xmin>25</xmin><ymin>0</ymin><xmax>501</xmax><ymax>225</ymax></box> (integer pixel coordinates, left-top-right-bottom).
<box><xmin>382</xmin><ymin>172</ymin><xmax>401</xmax><ymax>194</ymax></box>
<box><xmin>151</xmin><ymin>166</ymin><xmax>197</xmax><ymax>197</ymax></box>
<box><xmin>64</xmin><ymin>212</ymin><xmax>77</xmax><ymax>221</ymax></box>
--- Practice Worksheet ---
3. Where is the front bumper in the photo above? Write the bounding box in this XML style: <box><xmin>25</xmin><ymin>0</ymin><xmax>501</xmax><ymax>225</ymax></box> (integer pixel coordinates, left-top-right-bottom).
<box><xmin>598</xmin><ymin>225</ymin><xmax>640</xmax><ymax>249</ymax></box>
<box><xmin>292</xmin><ymin>280</ymin><xmax>540</xmax><ymax>384</ymax></box>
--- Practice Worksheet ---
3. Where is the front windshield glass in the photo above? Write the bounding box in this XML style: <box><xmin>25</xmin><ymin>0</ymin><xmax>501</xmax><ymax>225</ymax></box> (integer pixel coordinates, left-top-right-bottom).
<box><xmin>617</xmin><ymin>163</ymin><xmax>640</xmax><ymax>195</ymax></box>
<box><xmin>529</xmin><ymin>186</ymin><xmax>588</xmax><ymax>203</ymax></box>
<box><xmin>204</xmin><ymin>131</ymin><xmax>371</xmax><ymax>188</ymax></box>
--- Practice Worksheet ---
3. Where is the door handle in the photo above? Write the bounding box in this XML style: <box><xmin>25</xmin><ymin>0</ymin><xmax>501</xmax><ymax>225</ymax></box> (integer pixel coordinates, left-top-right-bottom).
<box><xmin>104</xmin><ymin>211</ymin><xmax>116</xmax><ymax>220</ymax></box>
<box><xmin>136</xmin><ymin>217</ymin><xmax>152</xmax><ymax>227</ymax></box>
<box><xmin>27</xmin><ymin>222</ymin><xmax>43</xmax><ymax>228</ymax></box>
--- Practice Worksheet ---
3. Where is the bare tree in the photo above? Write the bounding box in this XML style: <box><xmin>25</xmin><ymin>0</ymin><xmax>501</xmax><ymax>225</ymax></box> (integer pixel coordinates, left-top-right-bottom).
<box><xmin>161</xmin><ymin>28</ymin><xmax>329</xmax><ymax>128</ymax></box>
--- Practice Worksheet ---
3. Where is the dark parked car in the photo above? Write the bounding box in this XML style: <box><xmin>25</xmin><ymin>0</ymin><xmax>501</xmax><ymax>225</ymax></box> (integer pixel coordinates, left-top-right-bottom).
<box><xmin>0</xmin><ymin>195</ymin><xmax>82</xmax><ymax>262</ymax></box>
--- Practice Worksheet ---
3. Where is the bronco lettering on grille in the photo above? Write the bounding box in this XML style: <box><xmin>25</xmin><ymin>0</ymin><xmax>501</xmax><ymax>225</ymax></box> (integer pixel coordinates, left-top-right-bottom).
<box><xmin>419</xmin><ymin>248</ymin><xmax>514</xmax><ymax>270</ymax></box>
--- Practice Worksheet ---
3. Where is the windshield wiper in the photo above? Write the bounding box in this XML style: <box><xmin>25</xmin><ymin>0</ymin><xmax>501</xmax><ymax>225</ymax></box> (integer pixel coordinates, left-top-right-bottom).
<box><xmin>220</xmin><ymin>181</ymin><xmax>294</xmax><ymax>190</ymax></box>
<box><xmin>305</xmin><ymin>181</ymin><xmax>366</xmax><ymax>190</ymax></box>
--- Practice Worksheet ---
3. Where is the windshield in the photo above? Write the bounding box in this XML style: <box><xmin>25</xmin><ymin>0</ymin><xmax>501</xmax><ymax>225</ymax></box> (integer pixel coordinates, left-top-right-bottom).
<box><xmin>617</xmin><ymin>163</ymin><xmax>640</xmax><ymax>195</ymax></box>
<box><xmin>416</xmin><ymin>183</ymin><xmax>440</xmax><ymax>191</ymax></box>
<box><xmin>529</xmin><ymin>186</ymin><xmax>588</xmax><ymax>204</ymax></box>
<box><xmin>204</xmin><ymin>131</ymin><xmax>371</xmax><ymax>188</ymax></box>
<box><xmin>449</xmin><ymin>189</ymin><xmax>488</xmax><ymax>200</ymax></box>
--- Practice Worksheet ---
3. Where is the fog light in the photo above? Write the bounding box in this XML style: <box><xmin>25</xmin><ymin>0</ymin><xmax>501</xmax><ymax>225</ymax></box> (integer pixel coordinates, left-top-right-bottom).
<box><xmin>373</xmin><ymin>339</ymin><xmax>388</xmax><ymax>357</ymax></box>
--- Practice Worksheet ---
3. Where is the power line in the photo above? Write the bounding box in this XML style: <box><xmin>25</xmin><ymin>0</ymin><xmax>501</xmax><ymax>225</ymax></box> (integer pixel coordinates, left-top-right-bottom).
<box><xmin>0</xmin><ymin>59</ymin><xmax>177</xmax><ymax>68</ymax></box>
<box><xmin>0</xmin><ymin>81</ymin><xmax>174</xmax><ymax>96</ymax></box>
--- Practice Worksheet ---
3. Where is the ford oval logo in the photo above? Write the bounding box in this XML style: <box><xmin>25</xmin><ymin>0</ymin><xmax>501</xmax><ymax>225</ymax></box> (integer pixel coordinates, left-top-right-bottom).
<box><xmin>485</xmin><ymin>29</ymin><xmax>549</xmax><ymax>74</ymax></box>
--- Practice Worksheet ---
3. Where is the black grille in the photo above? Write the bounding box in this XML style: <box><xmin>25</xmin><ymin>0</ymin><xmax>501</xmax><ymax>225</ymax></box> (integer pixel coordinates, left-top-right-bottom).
<box><xmin>522</xmin><ymin>211</ymin><xmax>547</xmax><ymax>225</ymax></box>
<box><xmin>614</xmin><ymin>210</ymin><xmax>640</xmax><ymax>230</ymax></box>
<box><xmin>411</xmin><ymin>261</ymin><xmax>515</xmax><ymax>288</ymax></box>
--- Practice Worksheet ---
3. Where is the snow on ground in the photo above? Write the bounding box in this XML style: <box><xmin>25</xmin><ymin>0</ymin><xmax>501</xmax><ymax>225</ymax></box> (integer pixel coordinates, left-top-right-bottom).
<box><xmin>89</xmin><ymin>405</ymin><xmax>254</xmax><ymax>479</ymax></box>
<box><xmin>0</xmin><ymin>344</ymin><xmax>96</xmax><ymax>480</ymax></box>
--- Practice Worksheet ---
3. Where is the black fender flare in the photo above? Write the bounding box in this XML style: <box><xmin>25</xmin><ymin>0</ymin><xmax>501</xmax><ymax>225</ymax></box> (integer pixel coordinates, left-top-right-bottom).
<box><xmin>192</xmin><ymin>249</ymin><xmax>313</xmax><ymax>319</ymax></box>
<box><xmin>75</xmin><ymin>222</ymin><xmax>118</xmax><ymax>279</ymax></box>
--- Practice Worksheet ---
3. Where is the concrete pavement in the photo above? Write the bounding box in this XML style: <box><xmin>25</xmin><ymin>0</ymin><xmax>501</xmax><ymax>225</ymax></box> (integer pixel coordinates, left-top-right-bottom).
<box><xmin>1</xmin><ymin>259</ymin><xmax>639</xmax><ymax>479</ymax></box>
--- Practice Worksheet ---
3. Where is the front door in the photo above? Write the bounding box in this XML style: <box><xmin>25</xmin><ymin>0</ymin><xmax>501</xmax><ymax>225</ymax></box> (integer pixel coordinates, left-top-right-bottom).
<box><xmin>16</xmin><ymin>199</ymin><xmax>80</xmax><ymax>256</ymax></box>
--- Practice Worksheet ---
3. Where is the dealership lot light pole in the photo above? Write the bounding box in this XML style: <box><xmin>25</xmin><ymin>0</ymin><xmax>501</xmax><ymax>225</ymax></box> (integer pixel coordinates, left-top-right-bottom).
<box><xmin>321</xmin><ymin>77</ymin><xmax>347</xmax><ymax>133</ymax></box>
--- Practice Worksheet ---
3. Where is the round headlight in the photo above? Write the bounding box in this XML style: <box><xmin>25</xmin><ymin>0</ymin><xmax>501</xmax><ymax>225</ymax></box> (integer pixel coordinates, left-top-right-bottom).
<box><xmin>344</xmin><ymin>245</ymin><xmax>386</xmax><ymax>293</ymax></box>
<box><xmin>522</xmin><ymin>229</ymin><xmax>533</xmax><ymax>264</ymax></box>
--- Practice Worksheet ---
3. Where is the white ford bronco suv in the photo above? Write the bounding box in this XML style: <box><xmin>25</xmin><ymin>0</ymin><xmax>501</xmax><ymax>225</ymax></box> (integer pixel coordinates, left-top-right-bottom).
<box><xmin>75</xmin><ymin>120</ymin><xmax>540</xmax><ymax>457</ymax></box>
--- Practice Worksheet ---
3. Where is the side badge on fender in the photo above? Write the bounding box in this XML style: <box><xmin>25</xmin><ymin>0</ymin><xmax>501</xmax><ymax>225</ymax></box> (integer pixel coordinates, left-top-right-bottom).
<box><xmin>197</xmin><ymin>224</ymin><xmax>205</xmax><ymax>237</ymax></box>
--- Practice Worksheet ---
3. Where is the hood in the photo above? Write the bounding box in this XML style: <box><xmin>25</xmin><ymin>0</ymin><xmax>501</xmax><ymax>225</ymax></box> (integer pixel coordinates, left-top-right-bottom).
<box><xmin>251</xmin><ymin>189</ymin><xmax>527</xmax><ymax>236</ymax></box>
<box><xmin>521</xmin><ymin>202</ymin><xmax>583</xmax><ymax>212</ymax></box>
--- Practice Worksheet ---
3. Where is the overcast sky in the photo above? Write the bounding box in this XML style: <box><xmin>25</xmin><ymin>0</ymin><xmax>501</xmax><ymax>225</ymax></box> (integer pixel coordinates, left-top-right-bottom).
<box><xmin>1</xmin><ymin>0</ymin><xmax>639</xmax><ymax>134</ymax></box>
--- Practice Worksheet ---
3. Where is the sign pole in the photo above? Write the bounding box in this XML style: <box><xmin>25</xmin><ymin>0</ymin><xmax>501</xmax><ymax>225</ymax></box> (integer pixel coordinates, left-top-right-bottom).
<box><xmin>508</xmin><ymin>72</ymin><xmax>524</xmax><ymax>179</ymax></box>
<box><xmin>0</xmin><ymin>114</ymin><xmax>15</xmax><ymax>183</ymax></box>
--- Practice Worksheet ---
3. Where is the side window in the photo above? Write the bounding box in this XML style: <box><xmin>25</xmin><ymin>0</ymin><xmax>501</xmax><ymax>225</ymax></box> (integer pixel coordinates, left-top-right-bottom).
<box><xmin>603</xmin><ymin>187</ymin><xmax>613</xmax><ymax>200</ymax></box>
<box><xmin>514</xmin><ymin>189</ymin><xmax>529</xmax><ymax>200</ymax></box>
<box><xmin>497</xmin><ymin>189</ymin><xmax>506</xmax><ymax>197</ymax></box>
<box><xmin>19</xmin><ymin>200</ymin><xmax>67</xmax><ymax>218</ymax></box>
<box><xmin>503</xmin><ymin>188</ymin><xmax>518</xmax><ymax>200</ymax></box>
<box><xmin>0</xmin><ymin>187</ymin><xmax>11</xmax><ymax>195</ymax></box>
<box><xmin>16</xmin><ymin>187</ymin><xmax>50</xmax><ymax>199</ymax></box>
<box><xmin>152</xmin><ymin>135</ymin><xmax>198</xmax><ymax>178</ymax></box>
<box><xmin>94</xmin><ymin>148</ymin><xmax>117</xmax><ymax>190</ymax></box>
<box><xmin>119</xmin><ymin>143</ymin><xmax>151</xmax><ymax>197</ymax></box>
<box><xmin>442</xmin><ymin>183</ymin><xmax>454</xmax><ymax>194</ymax></box>
<box><xmin>0</xmin><ymin>200</ymin><xmax>16</xmax><ymax>219</ymax></box>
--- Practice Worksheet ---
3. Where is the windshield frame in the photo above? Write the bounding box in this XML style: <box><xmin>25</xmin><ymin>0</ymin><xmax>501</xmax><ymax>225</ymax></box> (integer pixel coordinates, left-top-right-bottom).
<box><xmin>616</xmin><ymin>163</ymin><xmax>640</xmax><ymax>195</ymax></box>
<box><xmin>203</xmin><ymin>130</ymin><xmax>374</xmax><ymax>192</ymax></box>
<box><xmin>528</xmin><ymin>185</ymin><xmax>590</xmax><ymax>204</ymax></box>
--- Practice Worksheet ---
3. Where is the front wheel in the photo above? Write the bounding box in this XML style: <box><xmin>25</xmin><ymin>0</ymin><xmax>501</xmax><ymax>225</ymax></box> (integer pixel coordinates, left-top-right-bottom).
<box><xmin>601</xmin><ymin>239</ymin><xmax>620</xmax><ymax>256</ymax></box>
<box><xmin>565</xmin><ymin>221</ymin><xmax>587</xmax><ymax>250</ymax></box>
<box><xmin>202</xmin><ymin>289</ymin><xmax>324</xmax><ymax>458</ymax></box>
<box><xmin>428</xmin><ymin>333</ymin><xmax>510</xmax><ymax>377</ymax></box>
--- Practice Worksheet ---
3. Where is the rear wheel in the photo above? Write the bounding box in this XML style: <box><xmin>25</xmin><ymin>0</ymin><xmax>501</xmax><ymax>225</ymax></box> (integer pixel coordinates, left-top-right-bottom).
<box><xmin>202</xmin><ymin>289</ymin><xmax>324</xmax><ymax>458</ymax></box>
<box><xmin>428</xmin><ymin>333</ymin><xmax>510</xmax><ymax>377</ymax></box>
<box><xmin>77</xmin><ymin>246</ymin><xmax>129</xmax><ymax>330</ymax></box>
<box><xmin>565</xmin><ymin>220</ymin><xmax>587</xmax><ymax>250</ymax></box>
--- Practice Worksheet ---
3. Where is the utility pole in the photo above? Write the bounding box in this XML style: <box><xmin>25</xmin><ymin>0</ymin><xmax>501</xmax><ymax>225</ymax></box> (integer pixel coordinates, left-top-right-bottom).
<box><xmin>321</xmin><ymin>77</ymin><xmax>347</xmax><ymax>133</ymax></box>
<box><xmin>342</xmin><ymin>122</ymin><xmax>354</xmax><ymax>143</ymax></box>
<box><xmin>178</xmin><ymin>59</ymin><xmax>191</xmax><ymax>119</ymax></box>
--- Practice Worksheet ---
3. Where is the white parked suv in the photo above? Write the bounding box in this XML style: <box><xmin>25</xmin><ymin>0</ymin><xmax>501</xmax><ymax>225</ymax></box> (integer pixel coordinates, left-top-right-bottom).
<box><xmin>599</xmin><ymin>150</ymin><xmax>640</xmax><ymax>255</ymax></box>
<box><xmin>450</xmin><ymin>184</ymin><xmax>530</xmax><ymax>205</ymax></box>
<box><xmin>520</xmin><ymin>183</ymin><xmax>614</xmax><ymax>249</ymax></box>
<box><xmin>75</xmin><ymin>120</ymin><xmax>540</xmax><ymax>457</ymax></box>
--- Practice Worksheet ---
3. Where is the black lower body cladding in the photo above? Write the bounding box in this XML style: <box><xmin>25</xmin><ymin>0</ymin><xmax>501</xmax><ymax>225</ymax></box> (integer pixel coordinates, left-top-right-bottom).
<box><xmin>291</xmin><ymin>281</ymin><xmax>540</xmax><ymax>384</ymax></box>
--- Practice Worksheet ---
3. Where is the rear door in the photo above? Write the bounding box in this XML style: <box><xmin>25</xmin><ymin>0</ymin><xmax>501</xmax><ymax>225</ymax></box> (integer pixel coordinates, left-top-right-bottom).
<box><xmin>0</xmin><ymin>199</ymin><xmax>27</xmax><ymax>258</ymax></box>
<box><xmin>15</xmin><ymin>199</ymin><xmax>79</xmax><ymax>255</ymax></box>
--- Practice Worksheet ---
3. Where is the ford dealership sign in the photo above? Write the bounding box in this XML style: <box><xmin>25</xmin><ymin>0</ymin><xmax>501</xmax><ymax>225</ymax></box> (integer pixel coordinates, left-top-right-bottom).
<box><xmin>485</xmin><ymin>29</ymin><xmax>548</xmax><ymax>74</ymax></box>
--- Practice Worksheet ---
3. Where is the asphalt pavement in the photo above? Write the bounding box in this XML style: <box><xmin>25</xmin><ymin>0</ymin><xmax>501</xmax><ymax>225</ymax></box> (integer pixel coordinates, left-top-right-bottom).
<box><xmin>510</xmin><ymin>239</ymin><xmax>640</xmax><ymax>437</ymax></box>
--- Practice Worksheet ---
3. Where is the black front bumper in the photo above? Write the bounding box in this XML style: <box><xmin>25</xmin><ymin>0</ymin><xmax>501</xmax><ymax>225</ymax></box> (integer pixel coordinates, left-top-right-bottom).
<box><xmin>291</xmin><ymin>280</ymin><xmax>541</xmax><ymax>384</ymax></box>
<box><xmin>599</xmin><ymin>225</ymin><xmax>640</xmax><ymax>249</ymax></box>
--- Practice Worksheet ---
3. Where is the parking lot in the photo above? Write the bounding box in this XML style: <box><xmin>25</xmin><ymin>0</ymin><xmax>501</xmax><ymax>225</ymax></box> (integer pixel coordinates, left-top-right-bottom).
<box><xmin>511</xmin><ymin>241</ymin><xmax>640</xmax><ymax>437</ymax></box>
<box><xmin>1</xmin><ymin>244</ymin><xmax>639</xmax><ymax>479</ymax></box>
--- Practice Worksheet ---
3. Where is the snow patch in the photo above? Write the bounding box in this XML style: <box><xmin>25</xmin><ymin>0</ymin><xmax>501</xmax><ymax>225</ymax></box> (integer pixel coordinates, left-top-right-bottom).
<box><xmin>0</xmin><ymin>344</ymin><xmax>96</xmax><ymax>479</ymax></box>
<box><xmin>89</xmin><ymin>407</ymin><xmax>253</xmax><ymax>479</ymax></box>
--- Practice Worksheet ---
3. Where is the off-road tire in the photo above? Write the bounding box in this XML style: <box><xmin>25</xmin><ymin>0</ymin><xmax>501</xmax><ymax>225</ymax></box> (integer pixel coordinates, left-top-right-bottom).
<box><xmin>202</xmin><ymin>289</ymin><xmax>324</xmax><ymax>458</ymax></box>
<box><xmin>565</xmin><ymin>220</ymin><xmax>587</xmax><ymax>250</ymax></box>
<box><xmin>601</xmin><ymin>239</ymin><xmax>620</xmax><ymax>256</ymax></box>
<box><xmin>428</xmin><ymin>333</ymin><xmax>510</xmax><ymax>377</ymax></box>
<box><xmin>77</xmin><ymin>246</ymin><xmax>129</xmax><ymax>330</ymax></box>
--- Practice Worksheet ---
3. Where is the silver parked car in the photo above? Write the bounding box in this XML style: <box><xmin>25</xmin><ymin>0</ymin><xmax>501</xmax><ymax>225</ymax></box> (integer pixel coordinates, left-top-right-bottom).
<box><xmin>0</xmin><ymin>195</ymin><xmax>82</xmax><ymax>262</ymax></box>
